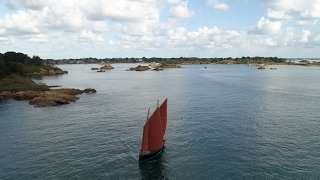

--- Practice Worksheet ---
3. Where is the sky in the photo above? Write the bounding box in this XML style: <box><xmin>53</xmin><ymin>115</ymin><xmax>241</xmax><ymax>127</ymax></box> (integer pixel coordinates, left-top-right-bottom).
<box><xmin>0</xmin><ymin>0</ymin><xmax>320</xmax><ymax>59</ymax></box>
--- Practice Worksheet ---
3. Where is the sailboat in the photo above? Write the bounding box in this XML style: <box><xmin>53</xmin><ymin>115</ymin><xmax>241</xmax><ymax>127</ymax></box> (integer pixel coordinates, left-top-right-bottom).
<box><xmin>139</xmin><ymin>99</ymin><xmax>168</xmax><ymax>162</ymax></box>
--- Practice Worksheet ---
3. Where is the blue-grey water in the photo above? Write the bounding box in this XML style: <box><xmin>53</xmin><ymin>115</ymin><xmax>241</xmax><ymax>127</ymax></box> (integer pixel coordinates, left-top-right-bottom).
<box><xmin>1</xmin><ymin>64</ymin><xmax>320</xmax><ymax>179</ymax></box>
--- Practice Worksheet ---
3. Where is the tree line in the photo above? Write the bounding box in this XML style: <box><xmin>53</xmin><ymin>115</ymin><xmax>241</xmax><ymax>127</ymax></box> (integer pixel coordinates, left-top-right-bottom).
<box><xmin>44</xmin><ymin>56</ymin><xmax>286</xmax><ymax>65</ymax></box>
<box><xmin>0</xmin><ymin>51</ymin><xmax>288</xmax><ymax>78</ymax></box>
<box><xmin>0</xmin><ymin>52</ymin><xmax>43</xmax><ymax>78</ymax></box>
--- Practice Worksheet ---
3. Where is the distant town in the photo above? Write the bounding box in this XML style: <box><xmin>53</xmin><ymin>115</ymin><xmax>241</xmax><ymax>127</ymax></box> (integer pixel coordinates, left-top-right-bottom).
<box><xmin>43</xmin><ymin>56</ymin><xmax>320</xmax><ymax>66</ymax></box>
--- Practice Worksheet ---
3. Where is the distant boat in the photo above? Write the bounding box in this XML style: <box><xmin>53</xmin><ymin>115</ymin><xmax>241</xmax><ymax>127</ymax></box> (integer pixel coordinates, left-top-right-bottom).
<box><xmin>139</xmin><ymin>99</ymin><xmax>168</xmax><ymax>162</ymax></box>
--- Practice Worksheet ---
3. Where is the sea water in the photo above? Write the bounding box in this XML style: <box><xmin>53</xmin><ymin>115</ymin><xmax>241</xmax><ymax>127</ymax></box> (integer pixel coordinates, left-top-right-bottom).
<box><xmin>1</xmin><ymin>64</ymin><xmax>319</xmax><ymax>179</ymax></box>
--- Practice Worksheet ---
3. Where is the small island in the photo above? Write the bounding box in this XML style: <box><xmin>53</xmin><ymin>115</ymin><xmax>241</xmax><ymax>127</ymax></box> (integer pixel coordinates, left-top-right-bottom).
<box><xmin>0</xmin><ymin>51</ymin><xmax>96</xmax><ymax>107</ymax></box>
<box><xmin>127</xmin><ymin>65</ymin><xmax>150</xmax><ymax>71</ymax></box>
<box><xmin>100</xmin><ymin>63</ymin><xmax>114</xmax><ymax>70</ymax></box>
<box><xmin>127</xmin><ymin>61</ymin><xmax>181</xmax><ymax>71</ymax></box>
<box><xmin>92</xmin><ymin>63</ymin><xmax>114</xmax><ymax>72</ymax></box>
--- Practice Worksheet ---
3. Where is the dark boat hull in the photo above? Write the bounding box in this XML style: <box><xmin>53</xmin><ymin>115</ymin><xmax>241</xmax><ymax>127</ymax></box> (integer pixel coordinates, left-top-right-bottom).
<box><xmin>139</xmin><ymin>144</ymin><xmax>165</xmax><ymax>162</ymax></box>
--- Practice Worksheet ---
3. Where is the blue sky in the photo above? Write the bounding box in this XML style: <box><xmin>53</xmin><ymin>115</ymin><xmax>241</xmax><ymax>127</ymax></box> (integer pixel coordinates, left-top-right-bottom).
<box><xmin>0</xmin><ymin>0</ymin><xmax>319</xmax><ymax>59</ymax></box>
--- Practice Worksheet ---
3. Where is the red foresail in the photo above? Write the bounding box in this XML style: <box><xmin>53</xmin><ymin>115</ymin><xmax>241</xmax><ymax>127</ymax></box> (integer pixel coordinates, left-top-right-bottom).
<box><xmin>159</xmin><ymin>99</ymin><xmax>168</xmax><ymax>135</ymax></box>
<box><xmin>140</xmin><ymin>120</ymin><xmax>149</xmax><ymax>153</ymax></box>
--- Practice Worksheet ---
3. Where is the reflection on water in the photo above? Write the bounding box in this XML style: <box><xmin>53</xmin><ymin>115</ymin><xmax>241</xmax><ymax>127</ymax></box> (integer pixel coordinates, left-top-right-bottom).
<box><xmin>139</xmin><ymin>149</ymin><xmax>168</xmax><ymax>180</ymax></box>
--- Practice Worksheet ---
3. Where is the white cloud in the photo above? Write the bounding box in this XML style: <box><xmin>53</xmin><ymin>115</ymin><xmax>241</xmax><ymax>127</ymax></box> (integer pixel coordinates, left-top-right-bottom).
<box><xmin>1</xmin><ymin>0</ymin><xmax>320</xmax><ymax>58</ymax></box>
<box><xmin>0</xmin><ymin>37</ymin><xmax>8</xmax><ymax>41</ymax></box>
<box><xmin>91</xmin><ymin>21</ymin><xmax>109</xmax><ymax>33</ymax></box>
<box><xmin>47</xmin><ymin>6</ymin><xmax>86</xmax><ymax>32</ymax></box>
<box><xmin>164</xmin><ymin>0</ymin><xmax>181</xmax><ymax>4</ymax></box>
<box><xmin>187</xmin><ymin>27</ymin><xmax>253</xmax><ymax>50</ymax></box>
<box><xmin>206</xmin><ymin>0</ymin><xmax>229</xmax><ymax>10</ymax></box>
<box><xmin>168</xmin><ymin>27</ymin><xmax>187</xmax><ymax>41</ymax></box>
<box><xmin>79</xmin><ymin>0</ymin><xmax>159</xmax><ymax>22</ymax></box>
<box><xmin>249</xmin><ymin>17</ymin><xmax>282</xmax><ymax>35</ymax></box>
<box><xmin>313</xmin><ymin>33</ymin><xmax>320</xmax><ymax>44</ymax></box>
<box><xmin>261</xmin><ymin>0</ymin><xmax>320</xmax><ymax>20</ymax></box>
<box><xmin>79</xmin><ymin>30</ymin><xmax>105</xmax><ymax>44</ymax></box>
<box><xmin>108</xmin><ymin>40</ymin><xmax>116</xmax><ymax>46</ymax></box>
<box><xmin>28</xmin><ymin>34</ymin><xmax>47</xmax><ymax>43</ymax></box>
<box><xmin>122</xmin><ymin>20</ymin><xmax>170</xmax><ymax>36</ymax></box>
<box><xmin>6</xmin><ymin>0</ymin><xmax>55</xmax><ymax>10</ymax></box>
<box><xmin>7</xmin><ymin>0</ymin><xmax>161</xmax><ymax>22</ymax></box>
<box><xmin>266</xmin><ymin>8</ymin><xmax>291</xmax><ymax>20</ymax></box>
<box><xmin>275</xmin><ymin>27</ymin><xmax>295</xmax><ymax>46</ymax></box>
<box><xmin>264</xmin><ymin>38</ymin><xmax>277</xmax><ymax>46</ymax></box>
<box><xmin>0</xmin><ymin>10</ymin><xmax>41</xmax><ymax>36</ymax></box>
<box><xmin>299</xmin><ymin>30</ymin><xmax>311</xmax><ymax>43</ymax></box>
<box><xmin>169</xmin><ymin>1</ymin><xmax>194</xmax><ymax>19</ymax></box>
<box><xmin>296</xmin><ymin>20</ymin><xmax>318</xmax><ymax>26</ymax></box>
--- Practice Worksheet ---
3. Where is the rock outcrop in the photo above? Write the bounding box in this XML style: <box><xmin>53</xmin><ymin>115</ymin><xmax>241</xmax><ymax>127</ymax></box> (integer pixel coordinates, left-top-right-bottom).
<box><xmin>83</xmin><ymin>88</ymin><xmax>97</xmax><ymax>93</ymax></box>
<box><xmin>0</xmin><ymin>88</ymin><xmax>97</xmax><ymax>107</ymax></box>
<box><xmin>128</xmin><ymin>65</ymin><xmax>150</xmax><ymax>71</ymax></box>
<box><xmin>153</xmin><ymin>67</ymin><xmax>163</xmax><ymax>71</ymax></box>
<box><xmin>34</xmin><ymin>68</ymin><xmax>68</xmax><ymax>75</ymax></box>
<box><xmin>100</xmin><ymin>64</ymin><xmax>114</xmax><ymax>70</ymax></box>
<box><xmin>149</xmin><ymin>62</ymin><xmax>159</xmax><ymax>67</ymax></box>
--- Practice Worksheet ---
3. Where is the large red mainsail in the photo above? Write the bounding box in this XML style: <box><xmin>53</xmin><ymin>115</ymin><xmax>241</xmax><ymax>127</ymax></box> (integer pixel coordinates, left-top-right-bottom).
<box><xmin>140</xmin><ymin>99</ymin><xmax>168</xmax><ymax>156</ymax></box>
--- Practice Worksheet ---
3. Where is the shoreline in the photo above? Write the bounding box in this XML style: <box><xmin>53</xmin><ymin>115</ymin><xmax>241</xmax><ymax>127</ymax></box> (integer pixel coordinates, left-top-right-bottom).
<box><xmin>0</xmin><ymin>75</ymin><xmax>96</xmax><ymax>108</ymax></box>
<box><xmin>0</xmin><ymin>88</ymin><xmax>97</xmax><ymax>107</ymax></box>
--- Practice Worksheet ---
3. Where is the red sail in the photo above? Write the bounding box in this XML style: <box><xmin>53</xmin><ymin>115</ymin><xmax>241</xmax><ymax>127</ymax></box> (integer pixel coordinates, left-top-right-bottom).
<box><xmin>159</xmin><ymin>99</ymin><xmax>168</xmax><ymax>135</ymax></box>
<box><xmin>140</xmin><ymin>120</ymin><xmax>149</xmax><ymax>153</ymax></box>
<box><xmin>147</xmin><ymin>107</ymin><xmax>164</xmax><ymax>152</ymax></box>
<box><xmin>140</xmin><ymin>107</ymin><xmax>164</xmax><ymax>153</ymax></box>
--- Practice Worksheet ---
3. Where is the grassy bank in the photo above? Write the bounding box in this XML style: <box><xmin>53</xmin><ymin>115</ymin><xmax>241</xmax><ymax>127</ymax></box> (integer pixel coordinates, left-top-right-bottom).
<box><xmin>0</xmin><ymin>75</ymin><xmax>50</xmax><ymax>92</ymax></box>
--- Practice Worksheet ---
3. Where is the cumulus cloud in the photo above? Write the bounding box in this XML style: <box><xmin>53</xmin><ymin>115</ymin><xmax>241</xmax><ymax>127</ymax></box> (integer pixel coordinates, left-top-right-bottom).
<box><xmin>187</xmin><ymin>27</ymin><xmax>253</xmax><ymax>50</ymax></box>
<box><xmin>6</xmin><ymin>0</ymin><xmax>53</xmax><ymax>10</ymax></box>
<box><xmin>261</xmin><ymin>0</ymin><xmax>320</xmax><ymax>20</ymax></box>
<box><xmin>0</xmin><ymin>37</ymin><xmax>9</xmax><ymax>41</ymax></box>
<box><xmin>266</xmin><ymin>9</ymin><xmax>291</xmax><ymax>20</ymax></box>
<box><xmin>7</xmin><ymin>0</ymin><xmax>161</xmax><ymax>22</ymax></box>
<box><xmin>79</xmin><ymin>30</ymin><xmax>105</xmax><ymax>44</ymax></box>
<box><xmin>169</xmin><ymin>1</ymin><xmax>194</xmax><ymax>19</ymax></box>
<box><xmin>296</xmin><ymin>20</ymin><xmax>318</xmax><ymax>26</ymax></box>
<box><xmin>80</xmin><ymin>0</ymin><xmax>160</xmax><ymax>22</ymax></box>
<box><xmin>299</xmin><ymin>30</ymin><xmax>311</xmax><ymax>43</ymax></box>
<box><xmin>0</xmin><ymin>10</ymin><xmax>41</xmax><ymax>36</ymax></box>
<box><xmin>1</xmin><ymin>0</ymin><xmax>320</xmax><ymax>58</ymax></box>
<box><xmin>274</xmin><ymin>27</ymin><xmax>294</xmax><ymax>46</ymax></box>
<box><xmin>206</xmin><ymin>0</ymin><xmax>229</xmax><ymax>10</ymax></box>
<box><xmin>312</xmin><ymin>33</ymin><xmax>320</xmax><ymax>45</ymax></box>
<box><xmin>28</xmin><ymin>34</ymin><xmax>47</xmax><ymax>43</ymax></box>
<box><xmin>164</xmin><ymin>0</ymin><xmax>181</xmax><ymax>4</ymax></box>
<box><xmin>122</xmin><ymin>20</ymin><xmax>170</xmax><ymax>36</ymax></box>
<box><xmin>249</xmin><ymin>17</ymin><xmax>282</xmax><ymax>35</ymax></box>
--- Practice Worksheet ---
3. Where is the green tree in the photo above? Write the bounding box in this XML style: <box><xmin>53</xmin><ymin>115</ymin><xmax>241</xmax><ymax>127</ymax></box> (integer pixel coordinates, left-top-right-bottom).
<box><xmin>31</xmin><ymin>55</ymin><xmax>43</xmax><ymax>66</ymax></box>
<box><xmin>8</xmin><ymin>62</ymin><xmax>25</xmax><ymax>76</ymax></box>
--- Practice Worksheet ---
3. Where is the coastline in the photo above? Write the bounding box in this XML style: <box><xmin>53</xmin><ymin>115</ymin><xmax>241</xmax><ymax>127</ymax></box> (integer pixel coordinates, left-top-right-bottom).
<box><xmin>0</xmin><ymin>75</ymin><xmax>96</xmax><ymax>108</ymax></box>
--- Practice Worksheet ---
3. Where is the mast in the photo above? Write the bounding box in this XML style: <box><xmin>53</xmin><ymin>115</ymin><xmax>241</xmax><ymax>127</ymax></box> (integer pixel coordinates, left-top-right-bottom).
<box><xmin>146</xmin><ymin>109</ymin><xmax>150</xmax><ymax>121</ymax></box>
<box><xmin>159</xmin><ymin>98</ymin><xmax>168</xmax><ymax>135</ymax></box>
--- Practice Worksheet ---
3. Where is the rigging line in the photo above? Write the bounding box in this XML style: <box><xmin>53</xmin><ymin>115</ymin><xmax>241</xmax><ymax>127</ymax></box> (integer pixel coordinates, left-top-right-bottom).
<box><xmin>147</xmin><ymin>109</ymin><xmax>150</xmax><ymax>121</ymax></box>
